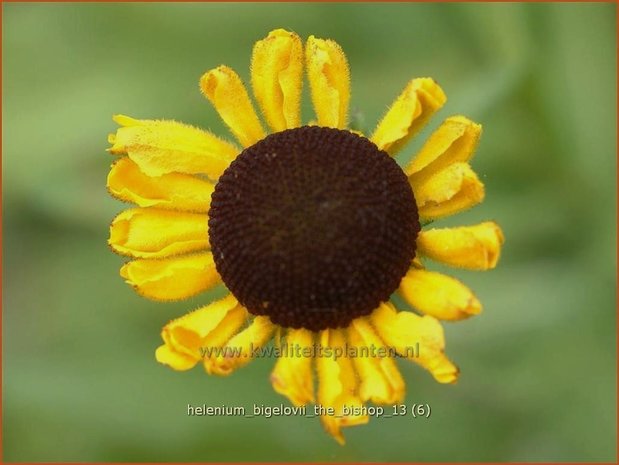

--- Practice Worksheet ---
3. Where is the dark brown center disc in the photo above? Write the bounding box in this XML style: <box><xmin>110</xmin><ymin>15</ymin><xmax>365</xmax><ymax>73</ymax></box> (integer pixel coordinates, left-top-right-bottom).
<box><xmin>208</xmin><ymin>126</ymin><xmax>419</xmax><ymax>331</ymax></box>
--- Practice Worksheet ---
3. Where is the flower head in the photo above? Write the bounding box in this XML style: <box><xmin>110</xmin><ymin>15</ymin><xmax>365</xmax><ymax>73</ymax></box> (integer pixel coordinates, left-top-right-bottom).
<box><xmin>107</xmin><ymin>28</ymin><xmax>504</xmax><ymax>444</ymax></box>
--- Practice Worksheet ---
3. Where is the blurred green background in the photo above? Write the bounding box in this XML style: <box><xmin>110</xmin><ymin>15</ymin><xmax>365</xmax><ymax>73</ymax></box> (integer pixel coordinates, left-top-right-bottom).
<box><xmin>2</xmin><ymin>2</ymin><xmax>616</xmax><ymax>462</ymax></box>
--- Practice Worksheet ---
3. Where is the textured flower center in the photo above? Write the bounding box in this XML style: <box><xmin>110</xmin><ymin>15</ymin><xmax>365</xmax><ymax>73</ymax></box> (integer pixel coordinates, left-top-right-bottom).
<box><xmin>209</xmin><ymin>126</ymin><xmax>419</xmax><ymax>331</ymax></box>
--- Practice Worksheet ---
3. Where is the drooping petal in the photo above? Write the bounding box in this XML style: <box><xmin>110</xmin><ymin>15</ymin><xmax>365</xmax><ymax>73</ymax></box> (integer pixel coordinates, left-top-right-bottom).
<box><xmin>399</xmin><ymin>269</ymin><xmax>481</xmax><ymax>321</ymax></box>
<box><xmin>108</xmin><ymin>115</ymin><xmax>237</xmax><ymax>180</ymax></box>
<box><xmin>200</xmin><ymin>307</ymin><xmax>249</xmax><ymax>373</ymax></box>
<box><xmin>107</xmin><ymin>157</ymin><xmax>214</xmax><ymax>212</ymax></box>
<box><xmin>406</xmin><ymin>115</ymin><xmax>482</xmax><ymax>176</ymax></box>
<box><xmin>370</xmin><ymin>302</ymin><xmax>459</xmax><ymax>384</ymax></box>
<box><xmin>270</xmin><ymin>329</ymin><xmax>316</xmax><ymax>406</ymax></box>
<box><xmin>200</xmin><ymin>66</ymin><xmax>266</xmax><ymax>147</ymax></box>
<box><xmin>316</xmin><ymin>329</ymin><xmax>368</xmax><ymax>445</ymax></box>
<box><xmin>411</xmin><ymin>162</ymin><xmax>485</xmax><ymax>220</ymax></box>
<box><xmin>109</xmin><ymin>208</ymin><xmax>208</xmax><ymax>258</ymax></box>
<box><xmin>305</xmin><ymin>35</ymin><xmax>350</xmax><ymax>129</ymax></box>
<box><xmin>251</xmin><ymin>29</ymin><xmax>303</xmax><ymax>132</ymax></box>
<box><xmin>370</xmin><ymin>78</ymin><xmax>446</xmax><ymax>155</ymax></box>
<box><xmin>120</xmin><ymin>252</ymin><xmax>220</xmax><ymax>301</ymax></box>
<box><xmin>417</xmin><ymin>222</ymin><xmax>504</xmax><ymax>270</ymax></box>
<box><xmin>206</xmin><ymin>316</ymin><xmax>276</xmax><ymax>376</ymax></box>
<box><xmin>349</xmin><ymin>319</ymin><xmax>405</xmax><ymax>404</ymax></box>
<box><xmin>154</xmin><ymin>345</ymin><xmax>197</xmax><ymax>371</ymax></box>
<box><xmin>155</xmin><ymin>294</ymin><xmax>243</xmax><ymax>371</ymax></box>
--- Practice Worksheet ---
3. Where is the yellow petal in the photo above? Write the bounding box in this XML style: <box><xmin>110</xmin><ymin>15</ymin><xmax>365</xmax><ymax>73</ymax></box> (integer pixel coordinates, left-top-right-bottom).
<box><xmin>200</xmin><ymin>66</ymin><xmax>266</xmax><ymax>147</ymax></box>
<box><xmin>120</xmin><ymin>252</ymin><xmax>220</xmax><ymax>301</ymax></box>
<box><xmin>371</xmin><ymin>78</ymin><xmax>446</xmax><ymax>155</ymax></box>
<box><xmin>107</xmin><ymin>157</ymin><xmax>214</xmax><ymax>212</ymax></box>
<box><xmin>270</xmin><ymin>329</ymin><xmax>315</xmax><ymax>406</ymax></box>
<box><xmin>399</xmin><ymin>269</ymin><xmax>481</xmax><ymax>320</ymax></box>
<box><xmin>305</xmin><ymin>35</ymin><xmax>350</xmax><ymax>129</ymax></box>
<box><xmin>155</xmin><ymin>345</ymin><xmax>197</xmax><ymax>371</ymax></box>
<box><xmin>109</xmin><ymin>208</ymin><xmax>208</xmax><ymax>258</ymax></box>
<box><xmin>412</xmin><ymin>162</ymin><xmax>485</xmax><ymax>220</ymax></box>
<box><xmin>251</xmin><ymin>29</ymin><xmax>303</xmax><ymax>132</ymax></box>
<box><xmin>417</xmin><ymin>222</ymin><xmax>504</xmax><ymax>270</ymax></box>
<box><xmin>206</xmin><ymin>316</ymin><xmax>275</xmax><ymax>376</ymax></box>
<box><xmin>200</xmin><ymin>306</ymin><xmax>249</xmax><ymax>372</ymax></box>
<box><xmin>349</xmin><ymin>319</ymin><xmax>405</xmax><ymax>404</ymax></box>
<box><xmin>108</xmin><ymin>115</ymin><xmax>237</xmax><ymax>180</ymax></box>
<box><xmin>156</xmin><ymin>294</ymin><xmax>242</xmax><ymax>371</ymax></box>
<box><xmin>406</xmin><ymin>115</ymin><xmax>482</xmax><ymax>176</ymax></box>
<box><xmin>317</xmin><ymin>329</ymin><xmax>368</xmax><ymax>445</ymax></box>
<box><xmin>370</xmin><ymin>302</ymin><xmax>459</xmax><ymax>384</ymax></box>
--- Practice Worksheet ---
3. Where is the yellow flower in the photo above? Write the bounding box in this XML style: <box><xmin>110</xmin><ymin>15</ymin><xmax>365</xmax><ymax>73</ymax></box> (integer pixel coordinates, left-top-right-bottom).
<box><xmin>107</xmin><ymin>28</ymin><xmax>504</xmax><ymax>445</ymax></box>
